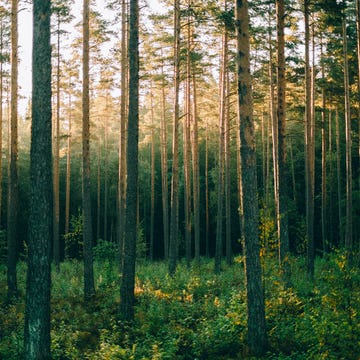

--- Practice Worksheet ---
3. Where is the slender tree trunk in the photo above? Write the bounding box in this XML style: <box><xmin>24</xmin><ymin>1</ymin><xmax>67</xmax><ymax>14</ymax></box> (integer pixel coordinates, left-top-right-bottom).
<box><xmin>160</xmin><ymin>56</ymin><xmax>169</xmax><ymax>260</ymax></box>
<box><xmin>53</xmin><ymin>17</ymin><xmax>61</xmax><ymax>271</ymax></box>
<box><xmin>269</xmin><ymin>9</ymin><xmax>278</xmax><ymax>255</ymax></box>
<box><xmin>65</xmin><ymin>89</ymin><xmax>72</xmax><ymax>235</ymax></box>
<box><xmin>328</xmin><ymin>109</ymin><xmax>334</xmax><ymax>248</ymax></box>
<box><xmin>261</xmin><ymin>112</ymin><xmax>266</xmax><ymax>197</ymax></box>
<box><xmin>24</xmin><ymin>0</ymin><xmax>52</xmax><ymax>356</ymax></box>
<box><xmin>120</xmin><ymin>0</ymin><xmax>139</xmax><ymax>321</ymax></box>
<box><xmin>225</xmin><ymin>56</ymin><xmax>232</xmax><ymax>266</ymax></box>
<box><xmin>215</xmin><ymin>29</ymin><xmax>227</xmax><ymax>274</ymax></box>
<box><xmin>236</xmin><ymin>0</ymin><xmax>267</xmax><ymax>355</ymax></box>
<box><xmin>184</xmin><ymin>18</ymin><xmax>192</xmax><ymax>266</ymax></box>
<box><xmin>104</xmin><ymin>102</ymin><xmax>109</xmax><ymax>242</ymax></box>
<box><xmin>205</xmin><ymin>119</ymin><xmax>210</xmax><ymax>257</ymax></box>
<box><xmin>276</xmin><ymin>0</ymin><xmax>290</xmax><ymax>270</ymax></box>
<box><xmin>169</xmin><ymin>0</ymin><xmax>180</xmax><ymax>276</ymax></box>
<box><xmin>335</xmin><ymin>107</ymin><xmax>343</xmax><ymax>246</ymax></box>
<box><xmin>289</xmin><ymin>139</ymin><xmax>296</xmax><ymax>203</ymax></box>
<box><xmin>118</xmin><ymin>0</ymin><xmax>128</xmax><ymax>268</ymax></box>
<box><xmin>97</xmin><ymin>137</ymin><xmax>101</xmax><ymax>240</ymax></box>
<box><xmin>342</xmin><ymin>5</ymin><xmax>353</xmax><ymax>257</ymax></box>
<box><xmin>7</xmin><ymin>0</ymin><xmax>18</xmax><ymax>301</ymax></box>
<box><xmin>321</xmin><ymin>39</ymin><xmax>327</xmax><ymax>253</ymax></box>
<box><xmin>191</xmin><ymin>65</ymin><xmax>200</xmax><ymax>262</ymax></box>
<box><xmin>304</xmin><ymin>0</ymin><xmax>314</xmax><ymax>278</ymax></box>
<box><xmin>150</xmin><ymin>87</ymin><xmax>155</xmax><ymax>261</ymax></box>
<box><xmin>82</xmin><ymin>0</ymin><xmax>95</xmax><ymax>300</ymax></box>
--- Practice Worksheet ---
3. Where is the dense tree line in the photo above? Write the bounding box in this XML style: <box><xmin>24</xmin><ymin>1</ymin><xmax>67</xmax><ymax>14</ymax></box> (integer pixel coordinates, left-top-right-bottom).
<box><xmin>0</xmin><ymin>0</ymin><xmax>359</xmax><ymax>357</ymax></box>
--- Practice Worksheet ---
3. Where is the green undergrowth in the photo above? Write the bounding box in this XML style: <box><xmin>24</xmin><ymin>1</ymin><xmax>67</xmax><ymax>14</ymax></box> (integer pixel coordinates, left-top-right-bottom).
<box><xmin>0</xmin><ymin>252</ymin><xmax>359</xmax><ymax>359</ymax></box>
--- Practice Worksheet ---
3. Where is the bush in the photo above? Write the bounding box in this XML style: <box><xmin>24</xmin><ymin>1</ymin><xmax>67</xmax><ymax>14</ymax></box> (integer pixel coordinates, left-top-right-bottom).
<box><xmin>93</xmin><ymin>239</ymin><xmax>119</xmax><ymax>262</ymax></box>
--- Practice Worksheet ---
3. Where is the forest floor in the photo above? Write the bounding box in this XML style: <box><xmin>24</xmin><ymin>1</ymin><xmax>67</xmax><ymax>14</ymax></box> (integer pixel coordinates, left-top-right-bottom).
<box><xmin>0</xmin><ymin>251</ymin><xmax>359</xmax><ymax>359</ymax></box>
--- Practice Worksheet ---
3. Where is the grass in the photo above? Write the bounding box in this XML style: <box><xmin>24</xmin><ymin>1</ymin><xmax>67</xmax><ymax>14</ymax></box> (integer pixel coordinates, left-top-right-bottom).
<box><xmin>0</xmin><ymin>252</ymin><xmax>359</xmax><ymax>359</ymax></box>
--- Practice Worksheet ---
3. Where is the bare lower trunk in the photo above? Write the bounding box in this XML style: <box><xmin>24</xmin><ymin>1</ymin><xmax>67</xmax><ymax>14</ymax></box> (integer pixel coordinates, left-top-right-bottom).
<box><xmin>82</xmin><ymin>0</ymin><xmax>95</xmax><ymax>300</ymax></box>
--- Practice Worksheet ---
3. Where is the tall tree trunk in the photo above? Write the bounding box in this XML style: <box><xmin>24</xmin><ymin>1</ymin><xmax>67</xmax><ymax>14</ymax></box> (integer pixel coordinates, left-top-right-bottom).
<box><xmin>205</xmin><ymin>118</ymin><xmax>210</xmax><ymax>257</ymax></box>
<box><xmin>24</xmin><ymin>0</ymin><xmax>52</xmax><ymax>356</ymax></box>
<box><xmin>150</xmin><ymin>87</ymin><xmax>155</xmax><ymax>261</ymax></box>
<box><xmin>236</xmin><ymin>100</ymin><xmax>244</xmax><ymax>250</ymax></box>
<box><xmin>289</xmin><ymin>139</ymin><xmax>296</xmax><ymax>203</ymax></box>
<box><xmin>65</xmin><ymin>89</ymin><xmax>71</xmax><ymax>235</ymax></box>
<box><xmin>304</xmin><ymin>0</ymin><xmax>315</xmax><ymax>278</ymax></box>
<box><xmin>82</xmin><ymin>0</ymin><xmax>95</xmax><ymax>300</ymax></box>
<box><xmin>160</xmin><ymin>55</ymin><xmax>169</xmax><ymax>260</ymax></box>
<box><xmin>215</xmin><ymin>29</ymin><xmax>227</xmax><ymax>274</ymax></box>
<box><xmin>53</xmin><ymin>15</ymin><xmax>61</xmax><ymax>271</ymax></box>
<box><xmin>97</xmin><ymin>137</ymin><xmax>101</xmax><ymax>240</ymax></box>
<box><xmin>184</xmin><ymin>16</ymin><xmax>192</xmax><ymax>266</ymax></box>
<box><xmin>335</xmin><ymin>107</ymin><xmax>343</xmax><ymax>246</ymax></box>
<box><xmin>104</xmin><ymin>99</ymin><xmax>109</xmax><ymax>242</ymax></box>
<box><xmin>118</xmin><ymin>0</ymin><xmax>128</xmax><ymax>268</ymax></box>
<box><xmin>120</xmin><ymin>0</ymin><xmax>139</xmax><ymax>321</ymax></box>
<box><xmin>320</xmin><ymin>39</ymin><xmax>327</xmax><ymax>253</ymax></box>
<box><xmin>269</xmin><ymin>8</ymin><xmax>278</xmax><ymax>255</ymax></box>
<box><xmin>342</xmin><ymin>4</ymin><xmax>353</xmax><ymax>257</ymax></box>
<box><xmin>168</xmin><ymin>0</ymin><xmax>180</xmax><ymax>276</ymax></box>
<box><xmin>328</xmin><ymin>109</ymin><xmax>334</xmax><ymax>248</ymax></box>
<box><xmin>276</xmin><ymin>0</ymin><xmax>290</xmax><ymax>270</ymax></box>
<box><xmin>7</xmin><ymin>0</ymin><xmax>18</xmax><ymax>301</ymax></box>
<box><xmin>236</xmin><ymin>0</ymin><xmax>267</xmax><ymax>355</ymax></box>
<box><xmin>225</xmin><ymin>54</ymin><xmax>232</xmax><ymax>266</ymax></box>
<box><xmin>191</xmin><ymin>64</ymin><xmax>200</xmax><ymax>262</ymax></box>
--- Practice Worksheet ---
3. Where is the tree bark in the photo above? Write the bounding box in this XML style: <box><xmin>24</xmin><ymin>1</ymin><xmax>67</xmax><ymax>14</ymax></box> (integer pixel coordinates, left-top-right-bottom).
<box><xmin>7</xmin><ymin>0</ymin><xmax>18</xmax><ymax>301</ymax></box>
<box><xmin>304</xmin><ymin>0</ymin><xmax>315</xmax><ymax>278</ymax></box>
<box><xmin>235</xmin><ymin>0</ymin><xmax>267</xmax><ymax>355</ymax></box>
<box><xmin>215</xmin><ymin>29</ymin><xmax>227</xmax><ymax>274</ymax></box>
<box><xmin>191</xmin><ymin>64</ymin><xmax>200</xmax><ymax>262</ymax></box>
<box><xmin>276</xmin><ymin>0</ymin><xmax>290</xmax><ymax>269</ymax></box>
<box><xmin>320</xmin><ymin>39</ymin><xmax>327</xmax><ymax>253</ymax></box>
<box><xmin>168</xmin><ymin>0</ymin><xmax>180</xmax><ymax>276</ymax></box>
<box><xmin>150</xmin><ymin>86</ymin><xmax>155</xmax><ymax>261</ymax></box>
<box><xmin>82</xmin><ymin>0</ymin><xmax>95</xmax><ymax>300</ymax></box>
<box><xmin>342</xmin><ymin>4</ymin><xmax>353</xmax><ymax>258</ymax></box>
<box><xmin>24</xmin><ymin>0</ymin><xmax>52</xmax><ymax>356</ymax></box>
<box><xmin>53</xmin><ymin>15</ymin><xmax>61</xmax><ymax>272</ymax></box>
<box><xmin>118</xmin><ymin>0</ymin><xmax>128</xmax><ymax>268</ymax></box>
<box><xmin>160</xmin><ymin>55</ymin><xmax>169</xmax><ymax>259</ymax></box>
<box><xmin>120</xmin><ymin>0</ymin><xmax>139</xmax><ymax>321</ymax></box>
<box><xmin>335</xmin><ymin>107</ymin><xmax>343</xmax><ymax>246</ymax></box>
<box><xmin>184</xmin><ymin>16</ymin><xmax>192</xmax><ymax>266</ymax></box>
<box><xmin>64</xmin><ymin>76</ymin><xmax>72</xmax><ymax>236</ymax></box>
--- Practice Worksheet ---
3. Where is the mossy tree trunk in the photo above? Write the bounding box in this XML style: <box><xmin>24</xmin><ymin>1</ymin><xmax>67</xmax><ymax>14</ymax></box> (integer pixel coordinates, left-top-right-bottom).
<box><xmin>24</xmin><ymin>0</ymin><xmax>52</xmax><ymax>357</ymax></box>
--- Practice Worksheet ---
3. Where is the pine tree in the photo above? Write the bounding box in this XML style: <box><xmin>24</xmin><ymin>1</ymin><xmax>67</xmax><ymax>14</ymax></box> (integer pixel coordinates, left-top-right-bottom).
<box><xmin>235</xmin><ymin>0</ymin><xmax>267</xmax><ymax>355</ymax></box>
<box><xmin>120</xmin><ymin>0</ymin><xmax>139</xmax><ymax>321</ymax></box>
<box><xmin>24</xmin><ymin>0</ymin><xmax>52</xmax><ymax>356</ymax></box>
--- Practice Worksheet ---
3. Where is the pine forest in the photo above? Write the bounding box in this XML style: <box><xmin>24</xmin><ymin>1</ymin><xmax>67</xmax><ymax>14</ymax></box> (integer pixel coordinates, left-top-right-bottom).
<box><xmin>0</xmin><ymin>0</ymin><xmax>359</xmax><ymax>358</ymax></box>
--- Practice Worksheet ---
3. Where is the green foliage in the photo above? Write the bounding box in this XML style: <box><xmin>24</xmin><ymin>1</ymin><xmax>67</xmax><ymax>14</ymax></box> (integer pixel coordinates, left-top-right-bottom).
<box><xmin>0</xmin><ymin>253</ymin><xmax>359</xmax><ymax>359</ymax></box>
<box><xmin>93</xmin><ymin>239</ymin><xmax>118</xmax><ymax>262</ymax></box>
<box><xmin>63</xmin><ymin>210</ymin><xmax>83</xmax><ymax>259</ymax></box>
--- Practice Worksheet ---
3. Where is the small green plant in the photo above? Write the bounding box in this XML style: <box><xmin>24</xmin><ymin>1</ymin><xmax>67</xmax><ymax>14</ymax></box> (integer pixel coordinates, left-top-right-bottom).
<box><xmin>63</xmin><ymin>210</ymin><xmax>83</xmax><ymax>259</ymax></box>
<box><xmin>93</xmin><ymin>239</ymin><xmax>119</xmax><ymax>262</ymax></box>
